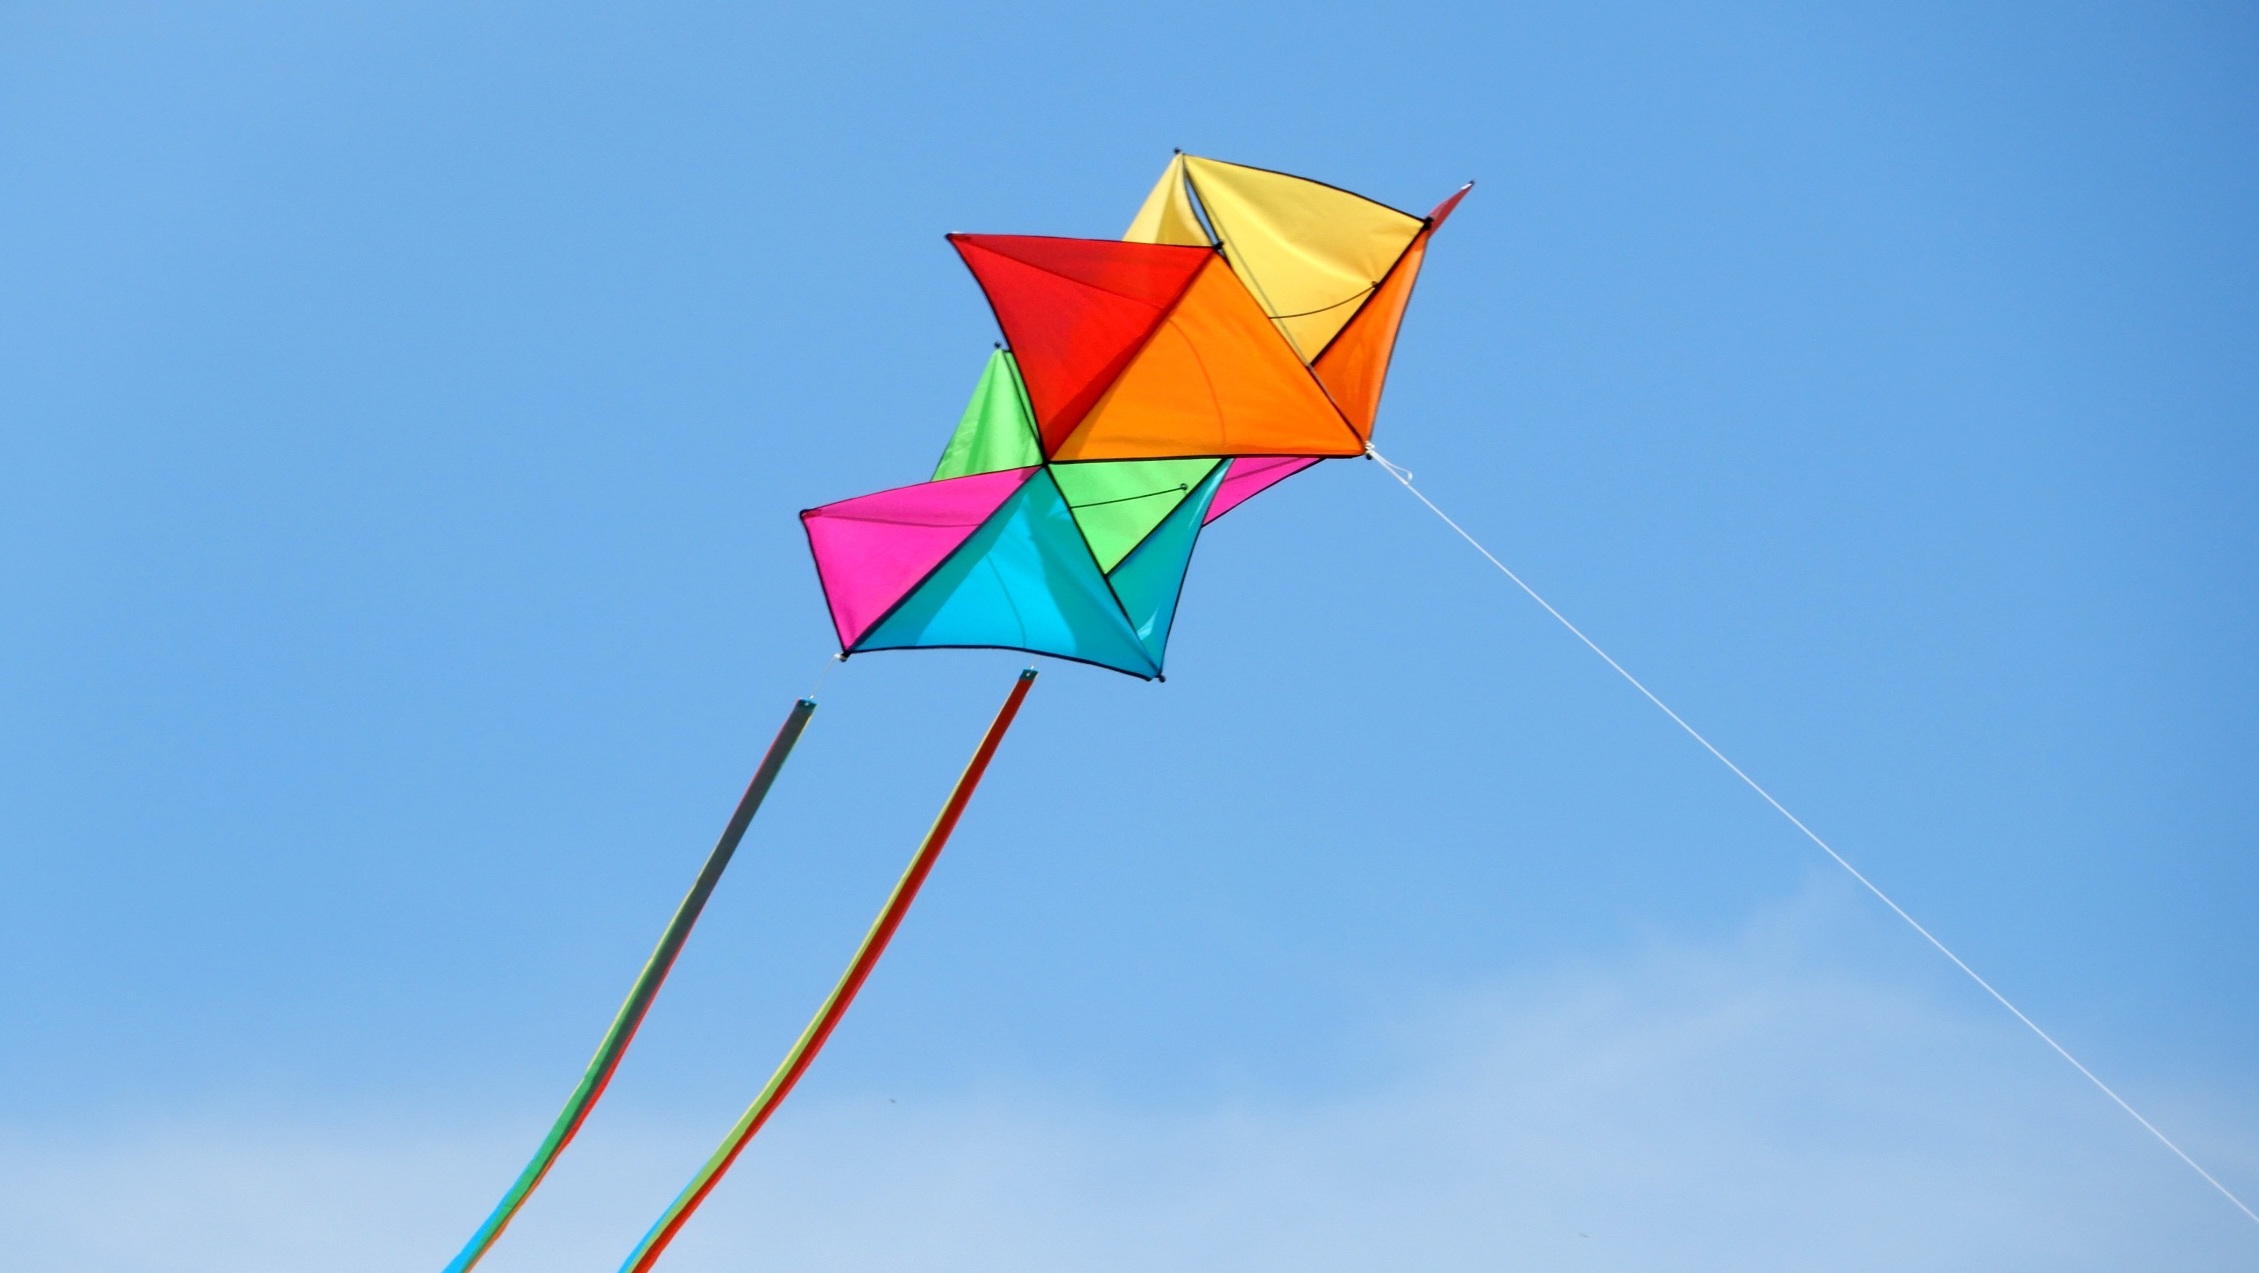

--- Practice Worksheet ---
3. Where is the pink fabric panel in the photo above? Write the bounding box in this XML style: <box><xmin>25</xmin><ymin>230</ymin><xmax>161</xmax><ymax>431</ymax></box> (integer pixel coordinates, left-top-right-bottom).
<box><xmin>1204</xmin><ymin>456</ymin><xmax>1322</xmax><ymax>524</ymax></box>
<box><xmin>802</xmin><ymin>467</ymin><xmax>1036</xmax><ymax>647</ymax></box>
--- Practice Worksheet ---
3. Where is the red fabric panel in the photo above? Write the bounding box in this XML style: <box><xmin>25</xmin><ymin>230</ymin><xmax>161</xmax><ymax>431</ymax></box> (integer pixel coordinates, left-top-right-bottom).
<box><xmin>1427</xmin><ymin>183</ymin><xmax>1473</xmax><ymax>228</ymax></box>
<box><xmin>948</xmin><ymin>234</ymin><xmax>1211</xmax><ymax>450</ymax></box>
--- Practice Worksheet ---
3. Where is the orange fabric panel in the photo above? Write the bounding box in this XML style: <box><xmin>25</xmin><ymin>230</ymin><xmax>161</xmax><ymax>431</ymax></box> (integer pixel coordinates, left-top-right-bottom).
<box><xmin>1053</xmin><ymin>258</ymin><xmax>1364</xmax><ymax>461</ymax></box>
<box><xmin>947</xmin><ymin>235</ymin><xmax>1211</xmax><ymax>450</ymax></box>
<box><xmin>1313</xmin><ymin>227</ymin><xmax>1432</xmax><ymax>439</ymax></box>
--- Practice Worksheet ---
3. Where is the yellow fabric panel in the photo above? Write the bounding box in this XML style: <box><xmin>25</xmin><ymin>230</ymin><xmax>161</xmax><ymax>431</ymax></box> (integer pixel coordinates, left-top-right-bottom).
<box><xmin>1313</xmin><ymin>227</ymin><xmax>1431</xmax><ymax>439</ymax></box>
<box><xmin>1124</xmin><ymin>155</ymin><xmax>1211</xmax><ymax>246</ymax></box>
<box><xmin>1053</xmin><ymin>257</ymin><xmax>1365</xmax><ymax>461</ymax></box>
<box><xmin>1181</xmin><ymin>156</ymin><xmax>1423</xmax><ymax>360</ymax></box>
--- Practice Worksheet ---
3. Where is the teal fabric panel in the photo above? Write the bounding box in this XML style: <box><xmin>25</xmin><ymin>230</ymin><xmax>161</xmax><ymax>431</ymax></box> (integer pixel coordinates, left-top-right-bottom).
<box><xmin>857</xmin><ymin>469</ymin><xmax>1159</xmax><ymax>678</ymax></box>
<box><xmin>1105</xmin><ymin>460</ymin><xmax>1226</xmax><ymax>668</ymax></box>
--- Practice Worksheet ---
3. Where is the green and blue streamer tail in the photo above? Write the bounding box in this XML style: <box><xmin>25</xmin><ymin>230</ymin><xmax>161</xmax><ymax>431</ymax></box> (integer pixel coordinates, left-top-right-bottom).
<box><xmin>443</xmin><ymin>697</ymin><xmax>817</xmax><ymax>1273</ymax></box>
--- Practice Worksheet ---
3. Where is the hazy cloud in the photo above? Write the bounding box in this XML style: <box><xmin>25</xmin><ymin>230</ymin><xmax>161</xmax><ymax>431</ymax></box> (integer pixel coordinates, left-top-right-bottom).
<box><xmin>11</xmin><ymin>891</ymin><xmax>2256</xmax><ymax>1272</ymax></box>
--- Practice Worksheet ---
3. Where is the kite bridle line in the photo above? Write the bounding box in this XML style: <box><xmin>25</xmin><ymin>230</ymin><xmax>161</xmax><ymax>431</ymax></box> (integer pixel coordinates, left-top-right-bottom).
<box><xmin>1362</xmin><ymin>443</ymin><xmax>2259</xmax><ymax>1231</ymax></box>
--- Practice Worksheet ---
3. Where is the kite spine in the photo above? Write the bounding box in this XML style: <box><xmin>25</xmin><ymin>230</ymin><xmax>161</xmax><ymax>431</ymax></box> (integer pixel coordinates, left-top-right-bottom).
<box><xmin>618</xmin><ymin>667</ymin><xmax>1039</xmax><ymax>1273</ymax></box>
<box><xmin>443</xmin><ymin>697</ymin><xmax>819</xmax><ymax>1273</ymax></box>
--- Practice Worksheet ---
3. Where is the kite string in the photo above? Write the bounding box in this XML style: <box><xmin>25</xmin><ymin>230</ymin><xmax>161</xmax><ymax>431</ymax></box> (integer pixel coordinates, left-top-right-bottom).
<box><xmin>1364</xmin><ymin>446</ymin><xmax>2259</xmax><ymax>1230</ymax></box>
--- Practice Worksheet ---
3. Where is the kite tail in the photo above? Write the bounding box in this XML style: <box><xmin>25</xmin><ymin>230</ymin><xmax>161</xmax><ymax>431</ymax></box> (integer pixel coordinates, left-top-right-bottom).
<box><xmin>617</xmin><ymin>667</ymin><xmax>1038</xmax><ymax>1273</ymax></box>
<box><xmin>443</xmin><ymin>697</ymin><xmax>819</xmax><ymax>1273</ymax></box>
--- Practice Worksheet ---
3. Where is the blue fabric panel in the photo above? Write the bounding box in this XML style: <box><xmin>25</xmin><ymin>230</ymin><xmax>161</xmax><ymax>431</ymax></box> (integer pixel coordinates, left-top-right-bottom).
<box><xmin>857</xmin><ymin>469</ymin><xmax>1159</xmax><ymax>678</ymax></box>
<box><xmin>1105</xmin><ymin>461</ymin><xmax>1226</xmax><ymax>669</ymax></box>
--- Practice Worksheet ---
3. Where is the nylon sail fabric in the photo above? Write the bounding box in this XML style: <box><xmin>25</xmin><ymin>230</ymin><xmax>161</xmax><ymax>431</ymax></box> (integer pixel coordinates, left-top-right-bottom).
<box><xmin>854</xmin><ymin>468</ymin><xmax>1161</xmax><ymax>677</ymax></box>
<box><xmin>1311</xmin><ymin>184</ymin><xmax>1471</xmax><ymax>434</ymax></box>
<box><xmin>1311</xmin><ymin>227</ymin><xmax>1429</xmax><ymax>437</ymax></box>
<box><xmin>1107</xmin><ymin>461</ymin><xmax>1226</xmax><ymax>661</ymax></box>
<box><xmin>947</xmin><ymin>234</ymin><xmax>1209</xmax><ymax>447</ymax></box>
<box><xmin>799</xmin><ymin>157</ymin><xmax>1468</xmax><ymax>681</ymax></box>
<box><xmin>1051</xmin><ymin>255</ymin><xmax>1364</xmax><ymax>461</ymax></box>
<box><xmin>933</xmin><ymin>350</ymin><xmax>1042</xmax><ymax>479</ymax></box>
<box><xmin>449</xmin><ymin>152</ymin><xmax>1473</xmax><ymax>1273</ymax></box>
<box><xmin>802</xmin><ymin>467</ymin><xmax>1036</xmax><ymax>649</ymax></box>
<box><xmin>1206</xmin><ymin>455</ymin><xmax>1322</xmax><ymax>523</ymax></box>
<box><xmin>1054</xmin><ymin>457</ymin><xmax>1219</xmax><ymax>571</ymax></box>
<box><xmin>1180</xmin><ymin>156</ymin><xmax>1424</xmax><ymax>360</ymax></box>
<box><xmin>1125</xmin><ymin>153</ymin><xmax>1213</xmax><ymax>247</ymax></box>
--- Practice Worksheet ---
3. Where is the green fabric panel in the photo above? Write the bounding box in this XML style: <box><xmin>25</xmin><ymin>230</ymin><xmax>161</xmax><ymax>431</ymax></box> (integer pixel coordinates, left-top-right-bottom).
<box><xmin>859</xmin><ymin>469</ymin><xmax>1157</xmax><ymax>677</ymax></box>
<box><xmin>1053</xmin><ymin>458</ymin><xmax>1221</xmax><ymax>572</ymax></box>
<box><xmin>1106</xmin><ymin>461</ymin><xmax>1227</xmax><ymax>667</ymax></box>
<box><xmin>932</xmin><ymin>350</ymin><xmax>1043</xmax><ymax>480</ymax></box>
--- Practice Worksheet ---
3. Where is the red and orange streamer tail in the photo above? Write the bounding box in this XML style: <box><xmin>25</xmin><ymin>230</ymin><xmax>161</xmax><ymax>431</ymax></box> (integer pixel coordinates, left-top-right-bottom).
<box><xmin>618</xmin><ymin>667</ymin><xmax>1038</xmax><ymax>1273</ymax></box>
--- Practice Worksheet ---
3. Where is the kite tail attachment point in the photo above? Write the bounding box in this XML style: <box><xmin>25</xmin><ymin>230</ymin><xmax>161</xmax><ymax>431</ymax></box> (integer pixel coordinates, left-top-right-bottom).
<box><xmin>440</xmin><ymin>696</ymin><xmax>818</xmax><ymax>1273</ymax></box>
<box><xmin>808</xmin><ymin>651</ymin><xmax>847</xmax><ymax>700</ymax></box>
<box><xmin>1366</xmin><ymin>448</ymin><xmax>2259</xmax><ymax>1232</ymax></box>
<box><xmin>617</xmin><ymin>667</ymin><xmax>1039</xmax><ymax>1273</ymax></box>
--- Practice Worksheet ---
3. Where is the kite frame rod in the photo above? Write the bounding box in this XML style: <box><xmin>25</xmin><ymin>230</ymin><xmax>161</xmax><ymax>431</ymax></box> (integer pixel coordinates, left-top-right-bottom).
<box><xmin>1366</xmin><ymin>446</ymin><xmax>2259</xmax><ymax>1230</ymax></box>
<box><xmin>443</xmin><ymin>696</ymin><xmax>819</xmax><ymax>1273</ymax></box>
<box><xmin>619</xmin><ymin>666</ymin><xmax>1039</xmax><ymax>1273</ymax></box>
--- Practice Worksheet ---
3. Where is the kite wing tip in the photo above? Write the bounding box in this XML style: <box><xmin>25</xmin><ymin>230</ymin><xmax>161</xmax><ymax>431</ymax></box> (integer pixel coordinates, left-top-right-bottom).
<box><xmin>1428</xmin><ymin>182</ymin><xmax>1475</xmax><ymax>228</ymax></box>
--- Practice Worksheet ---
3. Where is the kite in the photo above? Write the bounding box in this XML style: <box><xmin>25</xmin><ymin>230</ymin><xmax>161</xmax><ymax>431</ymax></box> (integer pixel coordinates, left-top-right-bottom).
<box><xmin>802</xmin><ymin>155</ymin><xmax>1470</xmax><ymax>680</ymax></box>
<box><xmin>442</xmin><ymin>154</ymin><xmax>1469</xmax><ymax>1273</ymax></box>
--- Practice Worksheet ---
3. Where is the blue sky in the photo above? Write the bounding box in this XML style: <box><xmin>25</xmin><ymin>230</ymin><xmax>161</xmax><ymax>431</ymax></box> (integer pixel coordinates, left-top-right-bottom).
<box><xmin>4</xmin><ymin>2</ymin><xmax>2256</xmax><ymax>1269</ymax></box>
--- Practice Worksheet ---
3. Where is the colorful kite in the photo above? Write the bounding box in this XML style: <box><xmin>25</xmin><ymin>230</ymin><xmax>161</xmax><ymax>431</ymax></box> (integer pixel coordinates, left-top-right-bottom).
<box><xmin>802</xmin><ymin>154</ymin><xmax>1468</xmax><ymax>680</ymax></box>
<box><xmin>443</xmin><ymin>154</ymin><xmax>1468</xmax><ymax>1273</ymax></box>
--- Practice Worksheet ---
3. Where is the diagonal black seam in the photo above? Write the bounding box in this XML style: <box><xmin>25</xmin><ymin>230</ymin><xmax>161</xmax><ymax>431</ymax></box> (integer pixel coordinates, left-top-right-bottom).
<box><xmin>1267</xmin><ymin>283</ymin><xmax>1380</xmax><ymax>321</ymax></box>
<box><xmin>1180</xmin><ymin>153</ymin><xmax>1426</xmax><ymax>222</ymax></box>
<box><xmin>948</xmin><ymin>237</ymin><xmax>1215</xmax><ymax>444</ymax></box>
<box><xmin>1085</xmin><ymin>462</ymin><xmax>1222</xmax><ymax>570</ymax></box>
<box><xmin>1047</xmin><ymin>251</ymin><xmax>1229</xmax><ymax>454</ymax></box>
<box><xmin>949</xmin><ymin>234</ymin><xmax>1210</xmax><ymax>310</ymax></box>
<box><xmin>1184</xmin><ymin>161</ymin><xmax>1416</xmax><ymax>361</ymax></box>
<box><xmin>1065</xmin><ymin>484</ymin><xmax>1190</xmax><ymax>511</ymax></box>
<box><xmin>820</xmin><ymin>470</ymin><xmax>1038</xmax><ymax>653</ymax></box>
<box><xmin>840</xmin><ymin>640</ymin><xmax>1157</xmax><ymax>681</ymax></box>
<box><xmin>1307</xmin><ymin>226</ymin><xmax>1426</xmax><ymax>368</ymax></box>
<box><xmin>1031</xmin><ymin>467</ymin><xmax>1160</xmax><ymax>677</ymax></box>
<box><xmin>1110</xmin><ymin>462</ymin><xmax>1230</xmax><ymax>674</ymax></box>
<box><xmin>839</xmin><ymin>476</ymin><xmax>1159</xmax><ymax>680</ymax></box>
